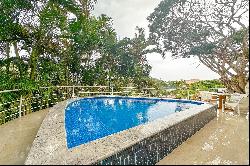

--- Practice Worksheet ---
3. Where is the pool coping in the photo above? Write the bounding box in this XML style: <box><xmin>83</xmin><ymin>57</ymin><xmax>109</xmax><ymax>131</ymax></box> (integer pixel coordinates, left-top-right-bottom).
<box><xmin>25</xmin><ymin>96</ymin><xmax>217</xmax><ymax>165</ymax></box>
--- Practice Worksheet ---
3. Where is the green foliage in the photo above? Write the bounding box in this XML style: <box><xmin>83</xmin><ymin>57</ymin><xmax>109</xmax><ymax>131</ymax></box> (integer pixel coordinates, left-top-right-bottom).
<box><xmin>189</xmin><ymin>43</ymin><xmax>217</xmax><ymax>55</ymax></box>
<box><xmin>164</xmin><ymin>79</ymin><xmax>224</xmax><ymax>99</ymax></box>
<box><xmin>231</xmin><ymin>28</ymin><xmax>249</xmax><ymax>44</ymax></box>
<box><xmin>0</xmin><ymin>0</ymin><xmax>153</xmax><ymax>98</ymax></box>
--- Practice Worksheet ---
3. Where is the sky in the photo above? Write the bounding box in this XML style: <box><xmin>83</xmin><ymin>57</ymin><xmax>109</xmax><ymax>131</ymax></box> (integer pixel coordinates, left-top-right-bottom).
<box><xmin>93</xmin><ymin>0</ymin><xmax>221</xmax><ymax>81</ymax></box>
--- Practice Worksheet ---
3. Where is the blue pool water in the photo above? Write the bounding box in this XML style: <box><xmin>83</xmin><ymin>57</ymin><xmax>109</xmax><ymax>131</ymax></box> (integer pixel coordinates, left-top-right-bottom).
<box><xmin>65</xmin><ymin>97</ymin><xmax>204</xmax><ymax>148</ymax></box>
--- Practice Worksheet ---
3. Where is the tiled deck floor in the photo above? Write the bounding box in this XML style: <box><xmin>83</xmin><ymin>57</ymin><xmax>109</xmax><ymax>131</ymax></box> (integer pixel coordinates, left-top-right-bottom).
<box><xmin>0</xmin><ymin>108</ymin><xmax>248</xmax><ymax>165</ymax></box>
<box><xmin>157</xmin><ymin>110</ymin><xmax>249</xmax><ymax>165</ymax></box>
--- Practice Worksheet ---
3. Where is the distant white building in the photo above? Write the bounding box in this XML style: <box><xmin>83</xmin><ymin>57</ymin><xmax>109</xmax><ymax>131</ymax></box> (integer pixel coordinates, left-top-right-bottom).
<box><xmin>185</xmin><ymin>79</ymin><xmax>200</xmax><ymax>85</ymax></box>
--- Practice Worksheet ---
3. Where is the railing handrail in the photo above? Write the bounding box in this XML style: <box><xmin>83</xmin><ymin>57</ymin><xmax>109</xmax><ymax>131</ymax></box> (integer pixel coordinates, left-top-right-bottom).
<box><xmin>0</xmin><ymin>86</ymin><xmax>159</xmax><ymax>95</ymax></box>
<box><xmin>120</xmin><ymin>87</ymin><xmax>136</xmax><ymax>89</ymax></box>
<box><xmin>57</xmin><ymin>85</ymin><xmax>109</xmax><ymax>88</ymax></box>
<box><xmin>40</xmin><ymin>85</ymin><xmax>109</xmax><ymax>89</ymax></box>
<box><xmin>0</xmin><ymin>89</ymin><xmax>21</xmax><ymax>94</ymax></box>
<box><xmin>0</xmin><ymin>86</ymin><xmax>110</xmax><ymax>93</ymax></box>
<box><xmin>0</xmin><ymin>86</ymin><xmax>151</xmax><ymax>93</ymax></box>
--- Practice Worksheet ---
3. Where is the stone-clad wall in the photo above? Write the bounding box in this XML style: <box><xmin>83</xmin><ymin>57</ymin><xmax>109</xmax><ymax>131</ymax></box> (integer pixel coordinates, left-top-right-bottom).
<box><xmin>92</xmin><ymin>105</ymin><xmax>217</xmax><ymax>165</ymax></box>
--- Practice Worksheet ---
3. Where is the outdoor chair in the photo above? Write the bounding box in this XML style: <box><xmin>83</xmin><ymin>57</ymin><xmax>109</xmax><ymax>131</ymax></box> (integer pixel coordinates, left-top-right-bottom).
<box><xmin>223</xmin><ymin>93</ymin><xmax>248</xmax><ymax>115</ymax></box>
<box><xmin>199</xmin><ymin>91</ymin><xmax>212</xmax><ymax>102</ymax></box>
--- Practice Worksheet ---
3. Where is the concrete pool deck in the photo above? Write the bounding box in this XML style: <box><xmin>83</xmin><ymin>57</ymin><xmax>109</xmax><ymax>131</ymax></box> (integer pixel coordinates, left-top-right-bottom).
<box><xmin>157</xmin><ymin>110</ymin><xmax>249</xmax><ymax>165</ymax></box>
<box><xmin>0</xmin><ymin>102</ymin><xmax>248</xmax><ymax>165</ymax></box>
<box><xmin>0</xmin><ymin>109</ymin><xmax>49</xmax><ymax>165</ymax></box>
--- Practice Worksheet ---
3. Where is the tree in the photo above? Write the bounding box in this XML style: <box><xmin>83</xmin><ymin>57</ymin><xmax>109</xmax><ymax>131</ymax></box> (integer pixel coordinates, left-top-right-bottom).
<box><xmin>148</xmin><ymin>0</ymin><xmax>249</xmax><ymax>93</ymax></box>
<box><xmin>95</xmin><ymin>27</ymin><xmax>152</xmax><ymax>88</ymax></box>
<box><xmin>0</xmin><ymin>0</ymin><xmax>153</xmax><ymax>90</ymax></box>
<box><xmin>0</xmin><ymin>0</ymin><xmax>34</xmax><ymax>78</ymax></box>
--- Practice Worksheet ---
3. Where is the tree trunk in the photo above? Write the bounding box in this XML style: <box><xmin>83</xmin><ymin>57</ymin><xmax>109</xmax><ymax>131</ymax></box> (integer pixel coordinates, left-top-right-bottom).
<box><xmin>80</xmin><ymin>0</ymin><xmax>90</xmax><ymax>18</ymax></box>
<box><xmin>238</xmin><ymin>74</ymin><xmax>247</xmax><ymax>93</ymax></box>
<box><xmin>13</xmin><ymin>42</ymin><xmax>23</xmax><ymax>78</ymax></box>
<box><xmin>219</xmin><ymin>73</ymin><xmax>246</xmax><ymax>94</ymax></box>
<box><xmin>6</xmin><ymin>42</ymin><xmax>10</xmax><ymax>74</ymax></box>
<box><xmin>199</xmin><ymin>54</ymin><xmax>248</xmax><ymax>94</ymax></box>
<box><xmin>65</xmin><ymin>65</ymin><xmax>69</xmax><ymax>85</ymax></box>
<box><xmin>30</xmin><ymin>47</ymin><xmax>39</xmax><ymax>81</ymax></box>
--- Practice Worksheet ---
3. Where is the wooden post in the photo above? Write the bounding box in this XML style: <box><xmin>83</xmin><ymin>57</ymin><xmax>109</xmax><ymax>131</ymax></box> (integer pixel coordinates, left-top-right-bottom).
<box><xmin>19</xmin><ymin>95</ymin><xmax>22</xmax><ymax>118</ymax></box>
<box><xmin>218</xmin><ymin>95</ymin><xmax>226</xmax><ymax>109</ymax></box>
<box><xmin>222</xmin><ymin>99</ymin><xmax>224</xmax><ymax>113</ymax></box>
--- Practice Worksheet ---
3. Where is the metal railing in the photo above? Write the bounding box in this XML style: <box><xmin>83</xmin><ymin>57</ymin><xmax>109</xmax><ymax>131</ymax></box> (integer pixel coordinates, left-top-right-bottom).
<box><xmin>0</xmin><ymin>86</ymin><xmax>157</xmax><ymax>125</ymax></box>
<box><xmin>1</xmin><ymin>86</ymin><xmax>221</xmax><ymax>125</ymax></box>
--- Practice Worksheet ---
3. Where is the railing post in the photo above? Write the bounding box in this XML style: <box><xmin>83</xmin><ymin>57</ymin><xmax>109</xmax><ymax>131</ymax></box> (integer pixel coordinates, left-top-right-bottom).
<box><xmin>72</xmin><ymin>85</ymin><xmax>75</xmax><ymax>98</ymax></box>
<box><xmin>19</xmin><ymin>95</ymin><xmax>22</xmax><ymax>118</ymax></box>
<box><xmin>111</xmin><ymin>86</ymin><xmax>114</xmax><ymax>95</ymax></box>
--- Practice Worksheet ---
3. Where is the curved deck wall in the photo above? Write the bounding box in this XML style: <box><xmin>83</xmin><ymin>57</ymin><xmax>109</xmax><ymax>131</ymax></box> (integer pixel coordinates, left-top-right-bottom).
<box><xmin>92</xmin><ymin>105</ymin><xmax>217</xmax><ymax>165</ymax></box>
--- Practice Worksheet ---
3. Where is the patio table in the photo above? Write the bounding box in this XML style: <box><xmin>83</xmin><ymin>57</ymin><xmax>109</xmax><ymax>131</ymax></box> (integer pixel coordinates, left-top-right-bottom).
<box><xmin>206</xmin><ymin>92</ymin><xmax>231</xmax><ymax>109</ymax></box>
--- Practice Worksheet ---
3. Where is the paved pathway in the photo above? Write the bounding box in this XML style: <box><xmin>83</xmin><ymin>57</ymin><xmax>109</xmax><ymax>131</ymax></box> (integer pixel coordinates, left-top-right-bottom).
<box><xmin>0</xmin><ymin>109</ymin><xmax>49</xmax><ymax>165</ymax></box>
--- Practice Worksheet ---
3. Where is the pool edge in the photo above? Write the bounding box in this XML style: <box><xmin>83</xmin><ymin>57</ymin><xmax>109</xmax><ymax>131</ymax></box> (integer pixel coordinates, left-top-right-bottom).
<box><xmin>24</xmin><ymin>96</ymin><xmax>217</xmax><ymax>165</ymax></box>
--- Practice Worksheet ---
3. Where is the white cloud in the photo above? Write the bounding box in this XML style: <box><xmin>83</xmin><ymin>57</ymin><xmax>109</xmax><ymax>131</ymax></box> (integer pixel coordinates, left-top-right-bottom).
<box><xmin>147</xmin><ymin>53</ymin><xmax>220</xmax><ymax>81</ymax></box>
<box><xmin>93</xmin><ymin>0</ymin><xmax>162</xmax><ymax>38</ymax></box>
<box><xmin>93</xmin><ymin>0</ymin><xmax>221</xmax><ymax>81</ymax></box>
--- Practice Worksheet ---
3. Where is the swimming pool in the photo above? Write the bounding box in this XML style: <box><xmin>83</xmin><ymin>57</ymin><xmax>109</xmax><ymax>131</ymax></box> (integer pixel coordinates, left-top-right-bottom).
<box><xmin>65</xmin><ymin>97</ymin><xmax>204</xmax><ymax>148</ymax></box>
<box><xmin>25</xmin><ymin>96</ymin><xmax>217</xmax><ymax>165</ymax></box>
